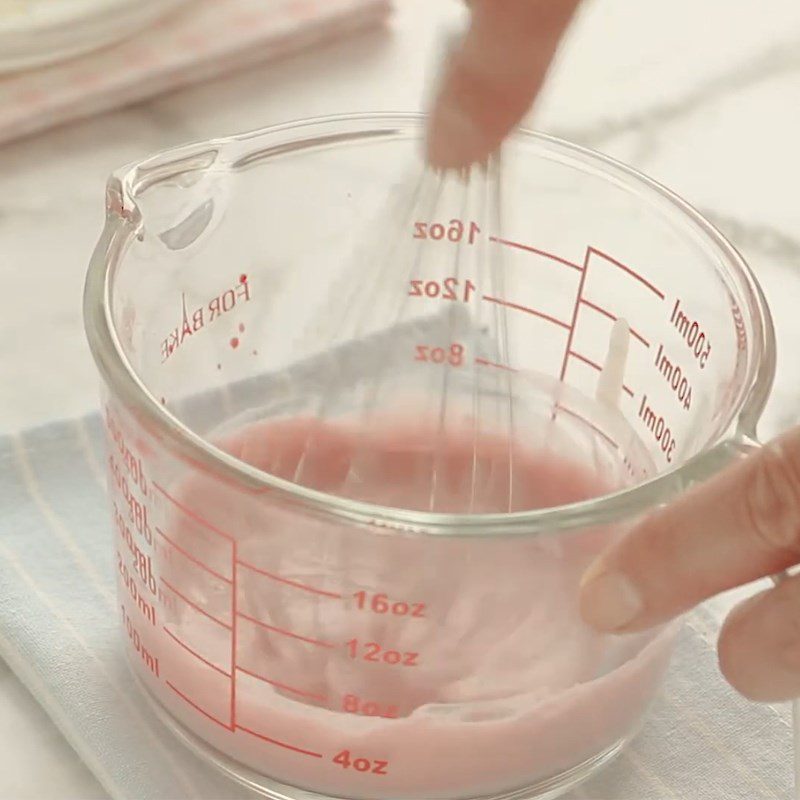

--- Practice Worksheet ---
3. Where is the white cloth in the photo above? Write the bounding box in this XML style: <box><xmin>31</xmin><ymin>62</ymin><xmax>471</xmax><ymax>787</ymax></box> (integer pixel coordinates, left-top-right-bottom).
<box><xmin>0</xmin><ymin>0</ymin><xmax>390</xmax><ymax>145</ymax></box>
<box><xmin>0</xmin><ymin>317</ymin><xmax>793</xmax><ymax>798</ymax></box>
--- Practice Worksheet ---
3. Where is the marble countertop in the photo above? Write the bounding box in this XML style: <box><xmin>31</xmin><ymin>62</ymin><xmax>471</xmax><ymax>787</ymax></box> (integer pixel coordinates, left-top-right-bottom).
<box><xmin>2</xmin><ymin>0</ymin><xmax>800</xmax><ymax>796</ymax></box>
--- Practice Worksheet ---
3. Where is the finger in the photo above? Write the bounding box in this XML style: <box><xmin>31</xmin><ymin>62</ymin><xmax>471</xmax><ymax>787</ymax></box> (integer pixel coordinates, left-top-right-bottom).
<box><xmin>426</xmin><ymin>0</ymin><xmax>581</xmax><ymax>169</ymax></box>
<box><xmin>579</xmin><ymin>426</ymin><xmax>800</xmax><ymax>633</ymax></box>
<box><xmin>718</xmin><ymin>575</ymin><xmax>800</xmax><ymax>701</ymax></box>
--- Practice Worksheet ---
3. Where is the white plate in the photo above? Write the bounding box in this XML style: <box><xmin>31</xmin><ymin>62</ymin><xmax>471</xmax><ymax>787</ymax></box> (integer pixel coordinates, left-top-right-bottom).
<box><xmin>0</xmin><ymin>0</ymin><xmax>193</xmax><ymax>74</ymax></box>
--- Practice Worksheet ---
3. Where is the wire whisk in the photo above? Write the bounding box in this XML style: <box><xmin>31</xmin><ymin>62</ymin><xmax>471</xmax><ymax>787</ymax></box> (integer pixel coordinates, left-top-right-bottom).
<box><xmin>272</xmin><ymin>154</ymin><xmax>531</xmax><ymax>515</ymax></box>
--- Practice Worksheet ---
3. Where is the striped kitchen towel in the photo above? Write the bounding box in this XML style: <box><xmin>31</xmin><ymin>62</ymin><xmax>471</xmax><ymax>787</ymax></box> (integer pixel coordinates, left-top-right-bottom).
<box><xmin>0</xmin><ymin>420</ymin><xmax>794</xmax><ymax>798</ymax></box>
<box><xmin>0</xmin><ymin>313</ymin><xmax>793</xmax><ymax>799</ymax></box>
<box><xmin>0</xmin><ymin>0</ymin><xmax>390</xmax><ymax>145</ymax></box>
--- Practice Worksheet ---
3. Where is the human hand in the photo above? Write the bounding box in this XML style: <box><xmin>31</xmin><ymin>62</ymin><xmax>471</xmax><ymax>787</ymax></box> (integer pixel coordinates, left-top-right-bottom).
<box><xmin>579</xmin><ymin>425</ymin><xmax>800</xmax><ymax>702</ymax></box>
<box><xmin>426</xmin><ymin>0</ymin><xmax>582</xmax><ymax>169</ymax></box>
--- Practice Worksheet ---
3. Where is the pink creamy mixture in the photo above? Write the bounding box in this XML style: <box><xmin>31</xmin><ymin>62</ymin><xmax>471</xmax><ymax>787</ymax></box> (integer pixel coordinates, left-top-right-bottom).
<box><xmin>127</xmin><ymin>417</ymin><xmax>675</xmax><ymax>799</ymax></box>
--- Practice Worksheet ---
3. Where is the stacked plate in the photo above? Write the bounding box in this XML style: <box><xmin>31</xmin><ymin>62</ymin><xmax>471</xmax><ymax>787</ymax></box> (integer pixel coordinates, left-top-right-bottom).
<box><xmin>0</xmin><ymin>0</ymin><xmax>192</xmax><ymax>73</ymax></box>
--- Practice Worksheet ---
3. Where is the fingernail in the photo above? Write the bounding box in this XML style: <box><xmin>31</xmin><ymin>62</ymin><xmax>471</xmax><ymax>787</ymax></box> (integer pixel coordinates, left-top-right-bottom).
<box><xmin>580</xmin><ymin>566</ymin><xmax>643</xmax><ymax>632</ymax></box>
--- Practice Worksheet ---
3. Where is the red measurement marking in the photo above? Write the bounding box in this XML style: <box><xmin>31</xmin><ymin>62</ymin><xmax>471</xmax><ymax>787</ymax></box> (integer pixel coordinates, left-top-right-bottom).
<box><xmin>570</xmin><ymin>350</ymin><xmax>602</xmax><ymax>372</ymax></box>
<box><xmin>343</xmin><ymin>694</ymin><xmax>398</xmax><ymax>718</ymax></box>
<box><xmin>333</xmin><ymin>750</ymin><xmax>389</xmax><ymax>774</ymax></box>
<box><xmin>238</xmin><ymin>323</ymin><xmax>245</xmax><ymax>333</ymax></box>
<box><xmin>489</xmin><ymin>236</ymin><xmax>583</xmax><ymax>272</ymax></box>
<box><xmin>559</xmin><ymin>250</ymin><xmax>590</xmax><ymax>382</ymax></box>
<box><xmin>237</xmin><ymin>560</ymin><xmax>343</xmax><ymax>599</ymax></box>
<box><xmin>568</xmin><ymin>351</ymin><xmax>634</xmax><ymax>397</ymax></box>
<box><xmin>475</xmin><ymin>357</ymin><xmax>517</xmax><ymax>372</ymax></box>
<box><xmin>175</xmin><ymin>449</ymin><xmax>264</xmax><ymax>496</ymax></box>
<box><xmin>230</xmin><ymin>540</ymin><xmax>238</xmax><ymax>729</ymax></box>
<box><xmin>483</xmin><ymin>295</ymin><xmax>571</xmax><ymax>330</ymax></box>
<box><xmin>589</xmin><ymin>247</ymin><xmax>665</xmax><ymax>300</ymax></box>
<box><xmin>237</xmin><ymin>612</ymin><xmax>335</xmax><ymax>649</ymax></box>
<box><xmin>167</xmin><ymin>681</ymin><xmax>233</xmax><ymax>731</ymax></box>
<box><xmin>160</xmin><ymin>577</ymin><xmax>231</xmax><ymax>629</ymax></box>
<box><xmin>237</xmin><ymin>666</ymin><xmax>328</xmax><ymax>702</ymax></box>
<box><xmin>156</xmin><ymin>527</ymin><xmax>232</xmax><ymax>584</ymax></box>
<box><xmin>347</xmin><ymin>639</ymin><xmax>419</xmax><ymax>666</ymax></box>
<box><xmin>239</xmin><ymin>273</ymin><xmax>247</xmax><ymax>284</ymax></box>
<box><xmin>409</xmin><ymin>277</ymin><xmax>476</xmax><ymax>302</ymax></box>
<box><xmin>555</xmin><ymin>405</ymin><xmax>619</xmax><ymax>450</ymax></box>
<box><xmin>353</xmin><ymin>591</ymin><xmax>426</xmax><ymax>618</ymax></box>
<box><xmin>158</xmin><ymin>436</ymin><xmax>259</xmax><ymax>499</ymax></box>
<box><xmin>579</xmin><ymin>299</ymin><xmax>651</xmax><ymax>347</ymax></box>
<box><xmin>163</xmin><ymin>626</ymin><xmax>231</xmax><ymax>677</ymax></box>
<box><xmin>236</xmin><ymin>724</ymin><xmax>323</xmax><ymax>758</ymax></box>
<box><xmin>153</xmin><ymin>482</ymin><xmax>234</xmax><ymax>542</ymax></box>
<box><xmin>415</xmin><ymin>343</ymin><xmax>464</xmax><ymax>366</ymax></box>
<box><xmin>230</xmin><ymin>337</ymin><xmax>240</xmax><ymax>349</ymax></box>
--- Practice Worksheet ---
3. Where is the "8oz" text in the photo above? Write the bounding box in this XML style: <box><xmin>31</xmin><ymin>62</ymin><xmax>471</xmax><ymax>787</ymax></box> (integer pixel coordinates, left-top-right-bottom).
<box><xmin>415</xmin><ymin>343</ymin><xmax>464</xmax><ymax>366</ymax></box>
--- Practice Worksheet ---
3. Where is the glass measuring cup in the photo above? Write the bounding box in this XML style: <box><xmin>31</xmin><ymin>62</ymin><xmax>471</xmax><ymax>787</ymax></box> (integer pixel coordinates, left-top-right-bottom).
<box><xmin>84</xmin><ymin>113</ymin><xmax>776</xmax><ymax>800</ymax></box>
